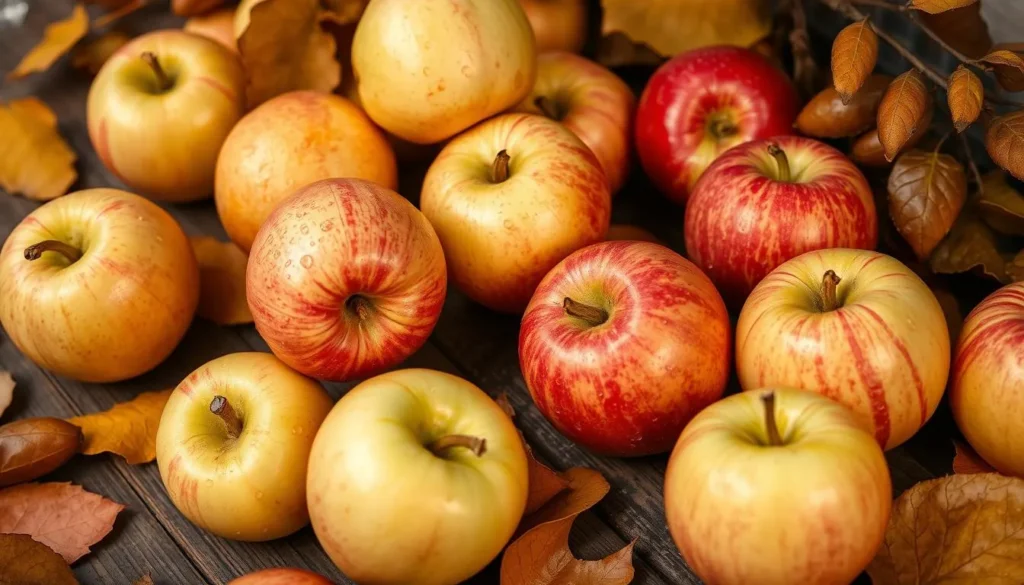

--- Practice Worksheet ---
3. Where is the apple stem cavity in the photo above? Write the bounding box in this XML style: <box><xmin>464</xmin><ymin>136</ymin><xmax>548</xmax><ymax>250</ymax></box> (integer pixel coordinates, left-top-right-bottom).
<box><xmin>707</xmin><ymin>115</ymin><xmax>738</xmax><ymax>140</ymax></box>
<box><xmin>210</xmin><ymin>395</ymin><xmax>242</xmax><ymax>439</ymax></box>
<box><xmin>563</xmin><ymin>297</ymin><xmax>609</xmax><ymax>327</ymax></box>
<box><xmin>429</xmin><ymin>434</ymin><xmax>487</xmax><ymax>458</ymax></box>
<box><xmin>820</xmin><ymin>270</ymin><xmax>842</xmax><ymax>312</ymax></box>
<box><xmin>534</xmin><ymin>96</ymin><xmax>562</xmax><ymax>121</ymax></box>
<box><xmin>141</xmin><ymin>52</ymin><xmax>172</xmax><ymax>92</ymax></box>
<box><xmin>766</xmin><ymin>142</ymin><xmax>792</xmax><ymax>183</ymax></box>
<box><xmin>23</xmin><ymin>240</ymin><xmax>82</xmax><ymax>263</ymax></box>
<box><xmin>760</xmin><ymin>391</ymin><xmax>784</xmax><ymax>447</ymax></box>
<box><xmin>345</xmin><ymin>295</ymin><xmax>372</xmax><ymax>321</ymax></box>
<box><xmin>491</xmin><ymin>150</ymin><xmax>511</xmax><ymax>184</ymax></box>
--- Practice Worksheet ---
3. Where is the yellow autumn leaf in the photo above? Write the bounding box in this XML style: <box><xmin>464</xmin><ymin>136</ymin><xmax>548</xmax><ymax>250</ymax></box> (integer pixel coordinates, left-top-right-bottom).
<box><xmin>0</xmin><ymin>98</ymin><xmax>77</xmax><ymax>201</ymax></box>
<box><xmin>68</xmin><ymin>389</ymin><xmax>172</xmax><ymax>465</ymax></box>
<box><xmin>7</xmin><ymin>4</ymin><xmax>89</xmax><ymax>80</ymax></box>
<box><xmin>190</xmin><ymin>236</ymin><xmax>253</xmax><ymax>326</ymax></box>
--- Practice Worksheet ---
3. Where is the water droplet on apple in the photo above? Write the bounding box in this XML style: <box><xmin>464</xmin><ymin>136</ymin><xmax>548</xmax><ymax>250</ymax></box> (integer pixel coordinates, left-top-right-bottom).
<box><xmin>285</xmin><ymin>259</ymin><xmax>292</xmax><ymax>267</ymax></box>
<box><xmin>503</xmin><ymin>219</ymin><xmax>513</xmax><ymax>229</ymax></box>
<box><xmin>422</xmin><ymin>66</ymin><xmax>431</xmax><ymax>76</ymax></box>
<box><xmin>292</xmin><ymin>426</ymin><xmax>304</xmax><ymax>435</ymax></box>
<box><xmin>300</xmin><ymin>225</ymin><xmax>309</xmax><ymax>235</ymax></box>
<box><xmin>461</xmin><ymin>65</ymin><xmax>471</xmax><ymax>76</ymax></box>
<box><xmin>320</xmin><ymin>221</ymin><xmax>333</xmax><ymax>232</ymax></box>
<box><xmin>300</xmin><ymin>255</ymin><xmax>313</xmax><ymax>268</ymax></box>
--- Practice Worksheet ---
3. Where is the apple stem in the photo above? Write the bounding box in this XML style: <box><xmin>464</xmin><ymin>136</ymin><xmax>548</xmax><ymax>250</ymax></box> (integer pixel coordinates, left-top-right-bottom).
<box><xmin>766</xmin><ymin>142</ymin><xmax>792</xmax><ymax>183</ymax></box>
<box><xmin>534</xmin><ymin>96</ymin><xmax>561</xmax><ymax>120</ymax></box>
<box><xmin>761</xmin><ymin>391</ymin><xmax>784</xmax><ymax>447</ymax></box>
<box><xmin>563</xmin><ymin>297</ymin><xmax>609</xmax><ymax>327</ymax></box>
<box><xmin>141</xmin><ymin>52</ymin><xmax>171</xmax><ymax>92</ymax></box>
<box><xmin>491</xmin><ymin>150</ymin><xmax>511</xmax><ymax>184</ymax></box>
<box><xmin>23</xmin><ymin>240</ymin><xmax>82</xmax><ymax>263</ymax></box>
<box><xmin>346</xmin><ymin>295</ymin><xmax>372</xmax><ymax>321</ymax></box>
<box><xmin>820</xmin><ymin>270</ymin><xmax>842</xmax><ymax>312</ymax></box>
<box><xmin>429</xmin><ymin>434</ymin><xmax>487</xmax><ymax>457</ymax></box>
<box><xmin>210</xmin><ymin>395</ymin><xmax>242</xmax><ymax>439</ymax></box>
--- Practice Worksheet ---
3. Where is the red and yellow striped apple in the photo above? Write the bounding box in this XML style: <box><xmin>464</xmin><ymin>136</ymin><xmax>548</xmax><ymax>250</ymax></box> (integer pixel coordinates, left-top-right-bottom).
<box><xmin>520</xmin><ymin>241</ymin><xmax>730</xmax><ymax>456</ymax></box>
<box><xmin>736</xmin><ymin>249</ymin><xmax>950</xmax><ymax>450</ymax></box>
<box><xmin>665</xmin><ymin>388</ymin><xmax>891</xmax><ymax>585</ymax></box>
<box><xmin>228</xmin><ymin>568</ymin><xmax>334</xmax><ymax>584</ymax></box>
<box><xmin>246</xmin><ymin>179</ymin><xmax>446</xmax><ymax>382</ymax></box>
<box><xmin>685</xmin><ymin>136</ymin><xmax>878</xmax><ymax>304</ymax></box>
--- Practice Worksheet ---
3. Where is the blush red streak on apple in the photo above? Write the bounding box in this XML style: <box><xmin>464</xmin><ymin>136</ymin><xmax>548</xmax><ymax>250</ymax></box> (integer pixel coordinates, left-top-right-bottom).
<box><xmin>835</xmin><ymin>310</ymin><xmax>891</xmax><ymax>447</ymax></box>
<box><xmin>953</xmin><ymin>287</ymin><xmax>1024</xmax><ymax>387</ymax></box>
<box><xmin>94</xmin><ymin>118</ymin><xmax>126</xmax><ymax>183</ymax></box>
<box><xmin>194</xmin><ymin>75</ymin><xmax>237</xmax><ymax>103</ymax></box>
<box><xmin>855</xmin><ymin>304</ymin><xmax>928</xmax><ymax>425</ymax></box>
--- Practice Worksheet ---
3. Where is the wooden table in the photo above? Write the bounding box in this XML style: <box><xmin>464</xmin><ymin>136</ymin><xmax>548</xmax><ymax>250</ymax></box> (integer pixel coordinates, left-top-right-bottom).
<box><xmin>1</xmin><ymin>2</ymin><xmax>961</xmax><ymax>584</ymax></box>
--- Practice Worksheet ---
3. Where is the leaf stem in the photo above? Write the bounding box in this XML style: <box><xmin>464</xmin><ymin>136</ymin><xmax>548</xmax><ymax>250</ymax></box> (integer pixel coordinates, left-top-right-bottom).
<box><xmin>959</xmin><ymin>133</ymin><xmax>985</xmax><ymax>196</ymax></box>
<box><xmin>23</xmin><ymin>240</ymin><xmax>82</xmax><ymax>263</ymax></box>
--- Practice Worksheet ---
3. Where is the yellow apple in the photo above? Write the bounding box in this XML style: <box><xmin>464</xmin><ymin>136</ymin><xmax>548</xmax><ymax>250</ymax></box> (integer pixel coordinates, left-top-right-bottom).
<box><xmin>156</xmin><ymin>352</ymin><xmax>333</xmax><ymax>541</ymax></box>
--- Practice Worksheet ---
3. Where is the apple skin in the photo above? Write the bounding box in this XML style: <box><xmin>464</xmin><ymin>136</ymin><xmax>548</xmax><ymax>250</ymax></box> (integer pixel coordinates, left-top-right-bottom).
<box><xmin>247</xmin><ymin>178</ymin><xmax>447</xmax><ymax>382</ymax></box>
<box><xmin>0</xmin><ymin>189</ymin><xmax>198</xmax><ymax>383</ymax></box>
<box><xmin>228</xmin><ymin>568</ymin><xmax>334</xmax><ymax>585</ymax></box>
<box><xmin>421</xmin><ymin>113</ymin><xmax>611</xmax><ymax>313</ymax></box>
<box><xmin>517</xmin><ymin>0</ymin><xmax>587</xmax><ymax>54</ymax></box>
<box><xmin>215</xmin><ymin>90</ymin><xmax>398</xmax><ymax>252</ymax></box>
<box><xmin>665</xmin><ymin>388</ymin><xmax>891</xmax><ymax>585</ymax></box>
<box><xmin>513</xmin><ymin>51</ymin><xmax>634</xmax><ymax>194</ymax></box>
<box><xmin>520</xmin><ymin>241</ymin><xmax>731</xmax><ymax>456</ymax></box>
<box><xmin>184</xmin><ymin>8</ymin><xmax>237</xmax><ymax>53</ymax></box>
<box><xmin>951</xmin><ymin>282</ymin><xmax>1024</xmax><ymax>477</ymax></box>
<box><xmin>307</xmin><ymin>368</ymin><xmax>528</xmax><ymax>585</ymax></box>
<box><xmin>156</xmin><ymin>352</ymin><xmax>333</xmax><ymax>541</ymax></box>
<box><xmin>736</xmin><ymin>248</ymin><xmax>950</xmax><ymax>450</ymax></box>
<box><xmin>351</xmin><ymin>0</ymin><xmax>536</xmax><ymax>144</ymax></box>
<box><xmin>684</xmin><ymin>135</ymin><xmax>878</xmax><ymax>305</ymax></box>
<box><xmin>87</xmin><ymin>30</ymin><xmax>244</xmax><ymax>203</ymax></box>
<box><xmin>635</xmin><ymin>45</ymin><xmax>799</xmax><ymax>205</ymax></box>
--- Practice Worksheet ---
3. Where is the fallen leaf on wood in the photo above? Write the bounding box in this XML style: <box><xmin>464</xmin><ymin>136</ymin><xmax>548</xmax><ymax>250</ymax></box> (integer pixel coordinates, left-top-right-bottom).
<box><xmin>517</xmin><ymin>467</ymin><xmax>610</xmax><ymax>537</ymax></box>
<box><xmin>1007</xmin><ymin>250</ymin><xmax>1024</xmax><ymax>283</ymax></box>
<box><xmin>798</xmin><ymin>74</ymin><xmax>890</xmax><ymax>138</ymax></box>
<box><xmin>68</xmin><ymin>389</ymin><xmax>172</xmax><ymax>465</ymax></box>
<box><xmin>986</xmin><ymin>110</ymin><xmax>1024</xmax><ymax>181</ymax></box>
<box><xmin>831</xmin><ymin>19</ymin><xmax>877</xmax><ymax>104</ymax></box>
<box><xmin>918</xmin><ymin>3</ymin><xmax>992</xmax><ymax>60</ymax></box>
<box><xmin>606</xmin><ymin>224</ymin><xmax>662</xmax><ymax>244</ymax></box>
<box><xmin>947</xmin><ymin>65</ymin><xmax>983</xmax><ymax>133</ymax></box>
<box><xmin>978</xmin><ymin>50</ymin><xmax>1024</xmax><ymax>92</ymax></box>
<box><xmin>0</xmin><ymin>98</ymin><xmax>78</xmax><ymax>201</ymax></box>
<box><xmin>133</xmin><ymin>574</ymin><xmax>154</xmax><ymax>585</ymax></box>
<box><xmin>184</xmin><ymin>8</ymin><xmax>237</xmax><ymax>53</ymax></box>
<box><xmin>0</xmin><ymin>482</ymin><xmax>123</xmax><ymax>564</ymax></box>
<box><xmin>952</xmin><ymin>441</ymin><xmax>996</xmax><ymax>474</ymax></box>
<box><xmin>0</xmin><ymin>418</ymin><xmax>82</xmax><ymax>488</ymax></box>
<box><xmin>930</xmin><ymin>208</ymin><xmax>1011</xmax><ymax>283</ymax></box>
<box><xmin>0</xmin><ymin>533</ymin><xmax>78</xmax><ymax>585</ymax></box>
<box><xmin>888</xmin><ymin>149</ymin><xmax>967</xmax><ymax>260</ymax></box>
<box><xmin>191</xmin><ymin>236</ymin><xmax>253</xmax><ymax>326</ymax></box>
<box><xmin>493</xmin><ymin>394</ymin><xmax>569</xmax><ymax>515</ymax></box>
<box><xmin>70</xmin><ymin>31</ymin><xmax>131</xmax><ymax>75</ymax></box>
<box><xmin>7</xmin><ymin>4</ymin><xmax>88</xmax><ymax>80</ymax></box>
<box><xmin>878</xmin><ymin>69</ymin><xmax>931</xmax><ymax>161</ymax></box>
<box><xmin>172</xmin><ymin>0</ymin><xmax>224</xmax><ymax>17</ymax></box>
<box><xmin>979</xmin><ymin>170</ymin><xmax>1024</xmax><ymax>236</ymax></box>
<box><xmin>866</xmin><ymin>473</ymin><xmax>1024</xmax><ymax>584</ymax></box>
<box><xmin>909</xmin><ymin>0</ymin><xmax>978</xmax><ymax>14</ymax></box>
<box><xmin>0</xmin><ymin>372</ymin><xmax>13</xmax><ymax>420</ymax></box>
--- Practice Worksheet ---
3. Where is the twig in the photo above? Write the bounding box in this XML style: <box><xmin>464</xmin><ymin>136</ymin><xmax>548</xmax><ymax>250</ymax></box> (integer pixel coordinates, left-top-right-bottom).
<box><xmin>789</xmin><ymin>0</ymin><xmax>822</xmax><ymax>97</ymax></box>
<box><xmin>907</xmin><ymin>13</ymin><xmax>975</xmax><ymax>64</ymax></box>
<box><xmin>959</xmin><ymin>133</ymin><xmax>985</xmax><ymax>196</ymax></box>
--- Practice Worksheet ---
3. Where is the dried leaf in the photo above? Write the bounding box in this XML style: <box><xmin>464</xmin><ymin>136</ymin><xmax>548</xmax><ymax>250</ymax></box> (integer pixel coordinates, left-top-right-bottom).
<box><xmin>0</xmin><ymin>418</ymin><xmax>82</xmax><ymax>488</ymax></box>
<box><xmin>797</xmin><ymin>73</ymin><xmax>890</xmax><ymax>138</ymax></box>
<box><xmin>133</xmin><ymin>574</ymin><xmax>154</xmax><ymax>585</ymax></box>
<box><xmin>172</xmin><ymin>0</ymin><xmax>224</xmax><ymax>17</ymax></box>
<box><xmin>606</xmin><ymin>224</ymin><xmax>662</xmax><ymax>244</ymax></box>
<box><xmin>909</xmin><ymin>0</ymin><xmax>978</xmax><ymax>13</ymax></box>
<box><xmin>0</xmin><ymin>98</ymin><xmax>77</xmax><ymax>201</ymax></box>
<box><xmin>986</xmin><ymin>110</ymin><xmax>1024</xmax><ymax>181</ymax></box>
<box><xmin>0</xmin><ymin>482</ymin><xmax>123</xmax><ymax>564</ymax></box>
<box><xmin>953</xmin><ymin>441</ymin><xmax>996</xmax><ymax>474</ymax></box>
<box><xmin>1007</xmin><ymin>250</ymin><xmax>1024</xmax><ymax>283</ymax></box>
<box><xmin>878</xmin><ymin>70</ymin><xmax>931</xmax><ymax>161</ymax></box>
<box><xmin>91</xmin><ymin>0</ymin><xmax>148</xmax><ymax>29</ymax></box>
<box><xmin>930</xmin><ymin>208</ymin><xmax>1011</xmax><ymax>283</ymax></box>
<box><xmin>191</xmin><ymin>236</ymin><xmax>252</xmax><ymax>326</ymax></box>
<box><xmin>67</xmin><ymin>389</ymin><xmax>172</xmax><ymax>465</ymax></box>
<box><xmin>888</xmin><ymin>149</ymin><xmax>968</xmax><ymax>260</ymax></box>
<box><xmin>184</xmin><ymin>8</ymin><xmax>237</xmax><ymax>53</ymax></box>
<box><xmin>978</xmin><ymin>50</ymin><xmax>1024</xmax><ymax>92</ymax></box>
<box><xmin>0</xmin><ymin>533</ymin><xmax>78</xmax><ymax>585</ymax></box>
<box><xmin>6</xmin><ymin>4</ymin><xmax>88</xmax><ymax>80</ymax></box>
<box><xmin>866</xmin><ymin>473</ymin><xmax>1024</xmax><ymax>584</ymax></box>
<box><xmin>0</xmin><ymin>372</ymin><xmax>13</xmax><ymax>420</ymax></box>
<box><xmin>599</xmin><ymin>0</ymin><xmax>771</xmax><ymax>58</ymax></box>
<box><xmin>979</xmin><ymin>170</ymin><xmax>1024</xmax><ymax>236</ymax></box>
<box><xmin>919</xmin><ymin>3</ymin><xmax>992</xmax><ymax>60</ymax></box>
<box><xmin>595</xmin><ymin>31</ymin><xmax>664</xmax><ymax>68</ymax></box>
<box><xmin>831</xmin><ymin>19</ymin><xmax>878</xmax><ymax>104</ymax></box>
<box><xmin>70</xmin><ymin>31</ymin><xmax>131</xmax><ymax>76</ymax></box>
<box><xmin>517</xmin><ymin>468</ymin><xmax>610</xmax><ymax>537</ymax></box>
<box><xmin>947</xmin><ymin>65</ymin><xmax>983</xmax><ymax>133</ymax></box>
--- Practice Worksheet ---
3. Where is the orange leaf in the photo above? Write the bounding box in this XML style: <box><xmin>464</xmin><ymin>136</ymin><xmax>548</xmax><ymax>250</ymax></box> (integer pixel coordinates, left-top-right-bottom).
<box><xmin>919</xmin><ymin>3</ymin><xmax>991</xmax><ymax>60</ymax></box>
<box><xmin>952</xmin><ymin>441</ymin><xmax>996</xmax><ymax>474</ymax></box>
<box><xmin>978</xmin><ymin>50</ymin><xmax>1024</xmax><ymax>92</ymax></box>
<box><xmin>877</xmin><ymin>69</ymin><xmax>931</xmax><ymax>162</ymax></box>
<box><xmin>0</xmin><ymin>534</ymin><xmax>78</xmax><ymax>585</ymax></box>
<box><xmin>986</xmin><ymin>110</ymin><xmax>1024</xmax><ymax>181</ymax></box>
<box><xmin>184</xmin><ymin>8</ymin><xmax>237</xmax><ymax>53</ymax></box>
<box><xmin>831</xmin><ymin>19</ymin><xmax>878</xmax><ymax>104</ymax></box>
<box><xmin>909</xmin><ymin>0</ymin><xmax>978</xmax><ymax>14</ymax></box>
<box><xmin>70</xmin><ymin>31</ymin><xmax>131</xmax><ymax>75</ymax></box>
<box><xmin>888</xmin><ymin>149</ymin><xmax>967</xmax><ymax>260</ymax></box>
<box><xmin>0</xmin><ymin>482</ymin><xmax>123</xmax><ymax>564</ymax></box>
<box><xmin>517</xmin><ymin>467</ymin><xmax>610</xmax><ymax>537</ymax></box>
<box><xmin>172</xmin><ymin>0</ymin><xmax>224</xmax><ymax>17</ymax></box>
<box><xmin>68</xmin><ymin>389</ymin><xmax>172</xmax><ymax>465</ymax></box>
<box><xmin>0</xmin><ymin>371</ymin><xmax>13</xmax><ymax>420</ymax></box>
<box><xmin>947</xmin><ymin>65</ymin><xmax>983</xmax><ymax>133</ymax></box>
<box><xmin>191</xmin><ymin>236</ymin><xmax>253</xmax><ymax>326</ymax></box>
<box><xmin>606</xmin><ymin>224</ymin><xmax>662</xmax><ymax>244</ymax></box>
<box><xmin>0</xmin><ymin>98</ymin><xmax>77</xmax><ymax>201</ymax></box>
<box><xmin>7</xmin><ymin>4</ymin><xmax>88</xmax><ymax>80</ymax></box>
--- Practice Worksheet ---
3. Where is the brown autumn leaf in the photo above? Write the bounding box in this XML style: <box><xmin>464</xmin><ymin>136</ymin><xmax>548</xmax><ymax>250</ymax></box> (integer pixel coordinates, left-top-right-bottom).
<box><xmin>595</xmin><ymin>32</ymin><xmax>664</xmax><ymax>69</ymax></box>
<box><xmin>979</xmin><ymin>170</ymin><xmax>1024</xmax><ymax>236</ymax></box>
<box><xmin>70</xmin><ymin>31</ymin><xmax>131</xmax><ymax>76</ymax></box>
<box><xmin>878</xmin><ymin>70</ymin><xmax>931</xmax><ymax>162</ymax></box>
<box><xmin>930</xmin><ymin>208</ymin><xmax>1011</xmax><ymax>283</ymax></box>
<box><xmin>0</xmin><ymin>98</ymin><xmax>78</xmax><ymax>201</ymax></box>
<box><xmin>932</xmin><ymin>287</ymin><xmax>963</xmax><ymax>344</ymax></box>
<box><xmin>888</xmin><ymin>149</ymin><xmax>968</xmax><ymax>260</ymax></box>
<box><xmin>978</xmin><ymin>49</ymin><xmax>1024</xmax><ymax>92</ymax></box>
<box><xmin>133</xmin><ymin>574</ymin><xmax>154</xmax><ymax>585</ymax></box>
<box><xmin>909</xmin><ymin>0</ymin><xmax>978</xmax><ymax>13</ymax></box>
<box><xmin>986</xmin><ymin>110</ymin><xmax>1024</xmax><ymax>181</ymax></box>
<box><xmin>1007</xmin><ymin>250</ymin><xmax>1024</xmax><ymax>283</ymax></box>
<box><xmin>191</xmin><ymin>236</ymin><xmax>253</xmax><ymax>326</ymax></box>
<box><xmin>184</xmin><ymin>8</ymin><xmax>237</xmax><ymax>53</ymax></box>
<box><xmin>67</xmin><ymin>389</ymin><xmax>172</xmax><ymax>465</ymax></box>
<box><xmin>7</xmin><ymin>4</ymin><xmax>88</xmax><ymax>80</ymax></box>
<box><xmin>947</xmin><ymin>65</ymin><xmax>983</xmax><ymax>133</ymax></box>
<box><xmin>866</xmin><ymin>473</ymin><xmax>1024</xmax><ymax>584</ymax></box>
<box><xmin>952</xmin><ymin>441</ymin><xmax>996</xmax><ymax>474</ymax></box>
<box><xmin>0</xmin><ymin>482</ymin><xmax>123</xmax><ymax>564</ymax></box>
<box><xmin>919</xmin><ymin>3</ymin><xmax>992</xmax><ymax>60</ymax></box>
<box><xmin>517</xmin><ymin>467</ymin><xmax>610</xmax><ymax>537</ymax></box>
<box><xmin>0</xmin><ymin>418</ymin><xmax>82</xmax><ymax>488</ymax></box>
<box><xmin>831</xmin><ymin>19</ymin><xmax>878</xmax><ymax>104</ymax></box>
<box><xmin>0</xmin><ymin>534</ymin><xmax>79</xmax><ymax>585</ymax></box>
<box><xmin>0</xmin><ymin>372</ymin><xmax>13</xmax><ymax>420</ymax></box>
<box><xmin>606</xmin><ymin>224</ymin><xmax>662</xmax><ymax>244</ymax></box>
<box><xmin>172</xmin><ymin>0</ymin><xmax>224</xmax><ymax>17</ymax></box>
<box><xmin>798</xmin><ymin>74</ymin><xmax>890</xmax><ymax>138</ymax></box>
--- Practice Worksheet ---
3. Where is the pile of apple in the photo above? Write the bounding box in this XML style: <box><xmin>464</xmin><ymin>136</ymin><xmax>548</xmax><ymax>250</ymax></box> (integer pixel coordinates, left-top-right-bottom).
<box><xmin>2</xmin><ymin>0</ymin><xmax>1022</xmax><ymax>584</ymax></box>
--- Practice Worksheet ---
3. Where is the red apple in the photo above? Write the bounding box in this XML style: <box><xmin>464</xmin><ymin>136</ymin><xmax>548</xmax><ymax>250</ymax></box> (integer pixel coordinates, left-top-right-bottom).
<box><xmin>736</xmin><ymin>248</ymin><xmax>950</xmax><ymax>450</ymax></box>
<box><xmin>229</xmin><ymin>568</ymin><xmax>334</xmax><ymax>584</ymax></box>
<box><xmin>635</xmin><ymin>45</ymin><xmax>799</xmax><ymax>205</ymax></box>
<box><xmin>246</xmin><ymin>179</ymin><xmax>446</xmax><ymax>382</ymax></box>
<box><xmin>519</xmin><ymin>241</ymin><xmax>731</xmax><ymax>456</ymax></box>
<box><xmin>685</xmin><ymin>136</ymin><xmax>878</xmax><ymax>305</ymax></box>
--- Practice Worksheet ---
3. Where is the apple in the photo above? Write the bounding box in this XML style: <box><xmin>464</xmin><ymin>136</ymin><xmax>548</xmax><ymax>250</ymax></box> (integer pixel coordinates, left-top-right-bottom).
<box><xmin>635</xmin><ymin>45</ymin><xmax>799</xmax><ymax>205</ymax></box>
<box><xmin>0</xmin><ymin>189</ymin><xmax>198</xmax><ymax>383</ymax></box>
<box><xmin>518</xmin><ymin>0</ymin><xmax>587</xmax><ymax>54</ymax></box>
<box><xmin>184</xmin><ymin>8</ymin><xmax>237</xmax><ymax>53</ymax></box>
<box><xmin>351</xmin><ymin>0</ymin><xmax>536</xmax><ymax>144</ymax></box>
<box><xmin>246</xmin><ymin>178</ymin><xmax>446</xmax><ymax>382</ymax></box>
<box><xmin>215</xmin><ymin>91</ymin><xmax>398</xmax><ymax>252</ymax></box>
<box><xmin>684</xmin><ymin>136</ymin><xmax>878</xmax><ymax>305</ymax></box>
<box><xmin>228</xmin><ymin>568</ymin><xmax>334</xmax><ymax>584</ymax></box>
<box><xmin>665</xmin><ymin>388</ymin><xmax>891</xmax><ymax>585</ymax></box>
<box><xmin>156</xmin><ymin>352</ymin><xmax>333</xmax><ymax>541</ymax></box>
<box><xmin>951</xmin><ymin>282</ymin><xmax>1024</xmax><ymax>477</ymax></box>
<box><xmin>307</xmin><ymin>368</ymin><xmax>528</xmax><ymax>585</ymax></box>
<box><xmin>520</xmin><ymin>241</ymin><xmax>731</xmax><ymax>456</ymax></box>
<box><xmin>87</xmin><ymin>30</ymin><xmax>244</xmax><ymax>203</ymax></box>
<box><xmin>421</xmin><ymin>113</ymin><xmax>611</xmax><ymax>313</ymax></box>
<box><xmin>736</xmin><ymin>248</ymin><xmax>950</xmax><ymax>450</ymax></box>
<box><xmin>513</xmin><ymin>51</ymin><xmax>634</xmax><ymax>194</ymax></box>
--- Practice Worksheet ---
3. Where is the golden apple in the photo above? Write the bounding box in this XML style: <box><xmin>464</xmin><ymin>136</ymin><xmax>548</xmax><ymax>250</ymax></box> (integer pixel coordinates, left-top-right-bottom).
<box><xmin>0</xmin><ymin>189</ymin><xmax>198</xmax><ymax>382</ymax></box>
<box><xmin>518</xmin><ymin>0</ymin><xmax>587</xmax><ymax>54</ymax></box>
<box><xmin>156</xmin><ymin>352</ymin><xmax>333</xmax><ymax>541</ymax></box>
